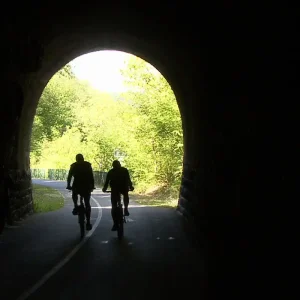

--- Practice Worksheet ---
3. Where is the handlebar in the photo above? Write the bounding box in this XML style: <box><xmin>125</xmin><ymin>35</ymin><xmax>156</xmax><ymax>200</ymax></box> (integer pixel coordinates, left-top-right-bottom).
<box><xmin>102</xmin><ymin>188</ymin><xmax>134</xmax><ymax>193</ymax></box>
<box><xmin>66</xmin><ymin>187</ymin><xmax>96</xmax><ymax>191</ymax></box>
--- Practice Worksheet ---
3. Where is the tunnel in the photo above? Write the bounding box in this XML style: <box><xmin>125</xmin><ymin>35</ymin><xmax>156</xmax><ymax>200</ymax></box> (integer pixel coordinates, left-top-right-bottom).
<box><xmin>1</xmin><ymin>2</ymin><xmax>296</xmax><ymax>299</ymax></box>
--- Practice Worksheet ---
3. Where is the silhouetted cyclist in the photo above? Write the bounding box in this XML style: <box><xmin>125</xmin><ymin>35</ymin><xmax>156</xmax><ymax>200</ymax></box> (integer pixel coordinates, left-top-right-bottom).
<box><xmin>66</xmin><ymin>154</ymin><xmax>95</xmax><ymax>231</ymax></box>
<box><xmin>102</xmin><ymin>160</ymin><xmax>134</xmax><ymax>231</ymax></box>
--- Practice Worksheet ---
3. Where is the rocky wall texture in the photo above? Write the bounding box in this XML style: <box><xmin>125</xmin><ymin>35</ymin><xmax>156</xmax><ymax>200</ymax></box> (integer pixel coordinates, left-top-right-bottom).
<box><xmin>7</xmin><ymin>169</ymin><xmax>33</xmax><ymax>222</ymax></box>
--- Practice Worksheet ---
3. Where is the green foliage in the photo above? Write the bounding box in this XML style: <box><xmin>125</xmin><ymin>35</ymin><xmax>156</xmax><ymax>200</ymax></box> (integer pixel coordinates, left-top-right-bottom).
<box><xmin>30</xmin><ymin>55</ymin><xmax>183</xmax><ymax>191</ymax></box>
<box><xmin>30</xmin><ymin>64</ymin><xmax>79</xmax><ymax>157</ymax></box>
<box><xmin>120</xmin><ymin>56</ymin><xmax>183</xmax><ymax>187</ymax></box>
<box><xmin>32</xmin><ymin>184</ymin><xmax>64</xmax><ymax>213</ymax></box>
<box><xmin>58</xmin><ymin>63</ymin><xmax>76</xmax><ymax>79</ymax></box>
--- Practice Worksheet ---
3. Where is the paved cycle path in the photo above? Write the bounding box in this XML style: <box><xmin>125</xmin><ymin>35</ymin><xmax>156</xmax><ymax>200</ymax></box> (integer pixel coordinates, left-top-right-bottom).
<box><xmin>0</xmin><ymin>180</ymin><xmax>204</xmax><ymax>300</ymax></box>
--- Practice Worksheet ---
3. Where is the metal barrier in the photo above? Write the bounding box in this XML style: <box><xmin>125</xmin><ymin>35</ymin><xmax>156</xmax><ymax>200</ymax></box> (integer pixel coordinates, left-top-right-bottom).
<box><xmin>31</xmin><ymin>169</ymin><xmax>107</xmax><ymax>187</ymax></box>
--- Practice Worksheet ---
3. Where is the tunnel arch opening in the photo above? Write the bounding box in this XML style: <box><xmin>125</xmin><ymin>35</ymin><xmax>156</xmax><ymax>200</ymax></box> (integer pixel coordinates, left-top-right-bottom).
<box><xmin>17</xmin><ymin>31</ymin><xmax>190</xmax><ymax>172</ymax></box>
<box><xmin>5</xmin><ymin>27</ymin><xmax>199</xmax><ymax>229</ymax></box>
<box><xmin>29</xmin><ymin>50</ymin><xmax>184</xmax><ymax>203</ymax></box>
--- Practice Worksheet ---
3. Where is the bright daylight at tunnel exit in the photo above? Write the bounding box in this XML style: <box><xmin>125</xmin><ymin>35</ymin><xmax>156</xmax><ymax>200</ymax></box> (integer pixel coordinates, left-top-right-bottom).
<box><xmin>30</xmin><ymin>50</ymin><xmax>184</xmax><ymax>214</ymax></box>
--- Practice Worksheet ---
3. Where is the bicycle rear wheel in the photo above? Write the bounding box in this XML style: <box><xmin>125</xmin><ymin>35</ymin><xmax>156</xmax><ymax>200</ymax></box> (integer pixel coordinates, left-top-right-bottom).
<box><xmin>78</xmin><ymin>205</ymin><xmax>85</xmax><ymax>239</ymax></box>
<box><xmin>117</xmin><ymin>221</ymin><xmax>123</xmax><ymax>239</ymax></box>
<box><xmin>80</xmin><ymin>222</ymin><xmax>85</xmax><ymax>239</ymax></box>
<box><xmin>117</xmin><ymin>205</ymin><xmax>124</xmax><ymax>240</ymax></box>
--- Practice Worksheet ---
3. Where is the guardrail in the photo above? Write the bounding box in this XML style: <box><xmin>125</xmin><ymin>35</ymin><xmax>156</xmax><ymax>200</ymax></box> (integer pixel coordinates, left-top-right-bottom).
<box><xmin>30</xmin><ymin>169</ymin><xmax>107</xmax><ymax>187</ymax></box>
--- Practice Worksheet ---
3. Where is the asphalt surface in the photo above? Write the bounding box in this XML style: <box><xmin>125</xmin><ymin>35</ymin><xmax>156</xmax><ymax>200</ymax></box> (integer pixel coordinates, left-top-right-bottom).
<box><xmin>0</xmin><ymin>180</ymin><xmax>204</xmax><ymax>300</ymax></box>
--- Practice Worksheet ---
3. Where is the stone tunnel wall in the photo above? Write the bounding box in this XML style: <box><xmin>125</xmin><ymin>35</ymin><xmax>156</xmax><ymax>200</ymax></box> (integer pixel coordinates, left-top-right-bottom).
<box><xmin>1</xmin><ymin>122</ymin><xmax>33</xmax><ymax>226</ymax></box>
<box><xmin>178</xmin><ymin>163</ymin><xmax>197</xmax><ymax>219</ymax></box>
<box><xmin>1</xmin><ymin>77</ymin><xmax>34</xmax><ymax>229</ymax></box>
<box><xmin>6</xmin><ymin>170</ymin><xmax>33</xmax><ymax>224</ymax></box>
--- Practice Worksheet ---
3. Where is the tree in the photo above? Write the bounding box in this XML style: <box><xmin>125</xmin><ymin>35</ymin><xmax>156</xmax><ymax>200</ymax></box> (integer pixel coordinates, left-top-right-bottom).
<box><xmin>30</xmin><ymin>65</ymin><xmax>80</xmax><ymax>158</ymax></box>
<box><xmin>120</xmin><ymin>56</ymin><xmax>183</xmax><ymax>187</ymax></box>
<box><xmin>57</xmin><ymin>63</ymin><xmax>76</xmax><ymax>79</ymax></box>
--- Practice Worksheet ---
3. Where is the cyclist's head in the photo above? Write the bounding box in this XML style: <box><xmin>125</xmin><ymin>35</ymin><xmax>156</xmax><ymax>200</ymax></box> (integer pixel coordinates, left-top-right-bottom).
<box><xmin>76</xmin><ymin>154</ymin><xmax>84</xmax><ymax>162</ymax></box>
<box><xmin>112</xmin><ymin>160</ymin><xmax>121</xmax><ymax>169</ymax></box>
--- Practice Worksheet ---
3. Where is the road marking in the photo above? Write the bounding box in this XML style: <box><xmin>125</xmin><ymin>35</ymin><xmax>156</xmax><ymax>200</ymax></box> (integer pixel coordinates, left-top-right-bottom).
<box><xmin>126</xmin><ymin>218</ymin><xmax>135</xmax><ymax>222</ymax></box>
<box><xmin>99</xmin><ymin>204</ymin><xmax>149</xmax><ymax>209</ymax></box>
<box><xmin>16</xmin><ymin>195</ymin><xmax>102</xmax><ymax>300</ymax></box>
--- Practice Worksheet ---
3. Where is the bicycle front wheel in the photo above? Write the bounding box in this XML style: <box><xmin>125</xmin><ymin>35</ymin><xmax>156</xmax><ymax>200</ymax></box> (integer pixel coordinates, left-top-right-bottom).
<box><xmin>78</xmin><ymin>205</ymin><xmax>85</xmax><ymax>239</ymax></box>
<box><xmin>117</xmin><ymin>206</ymin><xmax>124</xmax><ymax>240</ymax></box>
<box><xmin>117</xmin><ymin>220</ymin><xmax>123</xmax><ymax>240</ymax></box>
<box><xmin>80</xmin><ymin>222</ymin><xmax>85</xmax><ymax>239</ymax></box>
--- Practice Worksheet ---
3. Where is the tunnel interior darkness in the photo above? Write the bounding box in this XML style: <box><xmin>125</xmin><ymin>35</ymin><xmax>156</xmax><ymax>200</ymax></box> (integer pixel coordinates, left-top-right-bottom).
<box><xmin>1</xmin><ymin>3</ymin><xmax>297</xmax><ymax>298</ymax></box>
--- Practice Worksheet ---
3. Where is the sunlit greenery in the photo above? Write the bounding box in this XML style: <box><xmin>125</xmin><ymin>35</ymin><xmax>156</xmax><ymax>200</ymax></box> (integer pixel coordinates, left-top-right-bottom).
<box><xmin>32</xmin><ymin>184</ymin><xmax>64</xmax><ymax>213</ymax></box>
<box><xmin>30</xmin><ymin>55</ymin><xmax>183</xmax><ymax>194</ymax></box>
<box><xmin>131</xmin><ymin>186</ymin><xmax>179</xmax><ymax>208</ymax></box>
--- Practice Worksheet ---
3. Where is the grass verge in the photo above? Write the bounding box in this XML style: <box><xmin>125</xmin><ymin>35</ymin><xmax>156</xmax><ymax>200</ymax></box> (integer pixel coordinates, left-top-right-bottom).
<box><xmin>131</xmin><ymin>185</ymin><xmax>179</xmax><ymax>208</ymax></box>
<box><xmin>32</xmin><ymin>184</ymin><xmax>64</xmax><ymax>213</ymax></box>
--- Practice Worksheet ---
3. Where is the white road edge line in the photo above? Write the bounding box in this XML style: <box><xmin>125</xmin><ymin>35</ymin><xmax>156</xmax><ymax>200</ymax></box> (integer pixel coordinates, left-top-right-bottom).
<box><xmin>16</xmin><ymin>195</ymin><xmax>102</xmax><ymax>300</ymax></box>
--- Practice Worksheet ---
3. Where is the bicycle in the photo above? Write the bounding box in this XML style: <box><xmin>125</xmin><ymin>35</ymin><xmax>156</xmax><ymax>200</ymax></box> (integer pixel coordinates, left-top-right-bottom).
<box><xmin>67</xmin><ymin>188</ymin><xmax>88</xmax><ymax>239</ymax></box>
<box><xmin>104</xmin><ymin>190</ymin><xmax>126</xmax><ymax>240</ymax></box>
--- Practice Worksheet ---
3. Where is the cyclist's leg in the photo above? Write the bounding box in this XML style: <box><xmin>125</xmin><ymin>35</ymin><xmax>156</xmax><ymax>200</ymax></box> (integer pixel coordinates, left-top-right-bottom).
<box><xmin>72</xmin><ymin>190</ymin><xmax>79</xmax><ymax>215</ymax></box>
<box><xmin>123</xmin><ymin>191</ymin><xmax>130</xmax><ymax>216</ymax></box>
